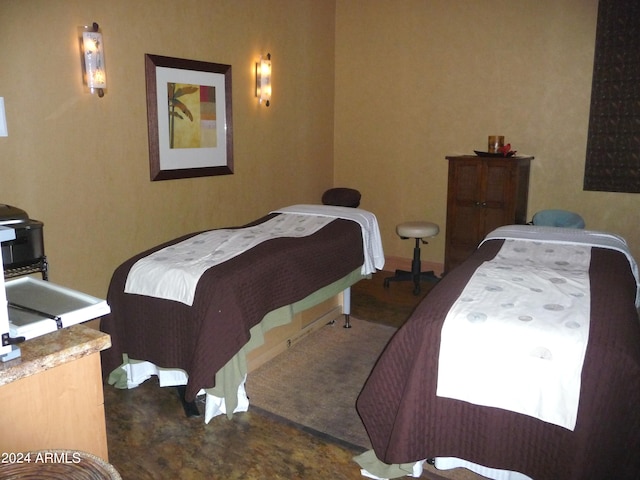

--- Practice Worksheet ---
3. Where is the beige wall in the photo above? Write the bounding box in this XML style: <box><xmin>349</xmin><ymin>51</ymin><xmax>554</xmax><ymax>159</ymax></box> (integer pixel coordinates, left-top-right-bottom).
<box><xmin>335</xmin><ymin>0</ymin><xmax>640</xmax><ymax>265</ymax></box>
<box><xmin>0</xmin><ymin>0</ymin><xmax>336</xmax><ymax>297</ymax></box>
<box><xmin>1</xmin><ymin>1</ymin><xmax>638</xmax><ymax>301</ymax></box>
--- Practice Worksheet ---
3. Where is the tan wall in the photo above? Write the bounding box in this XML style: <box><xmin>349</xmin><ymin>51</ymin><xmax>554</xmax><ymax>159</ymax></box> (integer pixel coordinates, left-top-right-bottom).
<box><xmin>335</xmin><ymin>0</ymin><xmax>640</xmax><ymax>265</ymax></box>
<box><xmin>1</xmin><ymin>0</ymin><xmax>638</xmax><ymax>302</ymax></box>
<box><xmin>0</xmin><ymin>0</ymin><xmax>336</xmax><ymax>297</ymax></box>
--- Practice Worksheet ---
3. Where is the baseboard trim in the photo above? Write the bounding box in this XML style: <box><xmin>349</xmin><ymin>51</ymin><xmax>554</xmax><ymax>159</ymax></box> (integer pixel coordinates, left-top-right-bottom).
<box><xmin>384</xmin><ymin>256</ymin><xmax>444</xmax><ymax>276</ymax></box>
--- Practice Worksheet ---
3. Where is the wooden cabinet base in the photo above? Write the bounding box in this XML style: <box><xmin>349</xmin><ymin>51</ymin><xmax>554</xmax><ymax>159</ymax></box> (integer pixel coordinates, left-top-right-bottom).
<box><xmin>0</xmin><ymin>352</ymin><xmax>109</xmax><ymax>461</ymax></box>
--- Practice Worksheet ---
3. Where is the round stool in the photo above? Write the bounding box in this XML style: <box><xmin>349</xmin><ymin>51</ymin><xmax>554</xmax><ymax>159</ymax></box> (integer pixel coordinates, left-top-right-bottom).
<box><xmin>384</xmin><ymin>221</ymin><xmax>440</xmax><ymax>295</ymax></box>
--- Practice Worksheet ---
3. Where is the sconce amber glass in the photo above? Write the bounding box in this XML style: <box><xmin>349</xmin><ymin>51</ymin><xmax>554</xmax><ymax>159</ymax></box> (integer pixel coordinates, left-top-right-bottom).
<box><xmin>256</xmin><ymin>53</ymin><xmax>271</xmax><ymax>107</ymax></box>
<box><xmin>79</xmin><ymin>23</ymin><xmax>107</xmax><ymax>97</ymax></box>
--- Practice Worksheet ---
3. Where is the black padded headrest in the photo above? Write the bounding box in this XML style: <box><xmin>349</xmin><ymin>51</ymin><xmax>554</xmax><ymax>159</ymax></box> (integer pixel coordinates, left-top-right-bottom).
<box><xmin>322</xmin><ymin>188</ymin><xmax>361</xmax><ymax>208</ymax></box>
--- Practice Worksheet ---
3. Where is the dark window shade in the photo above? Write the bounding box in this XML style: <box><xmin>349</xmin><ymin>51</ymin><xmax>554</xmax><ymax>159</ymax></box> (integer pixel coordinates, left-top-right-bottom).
<box><xmin>583</xmin><ymin>0</ymin><xmax>640</xmax><ymax>193</ymax></box>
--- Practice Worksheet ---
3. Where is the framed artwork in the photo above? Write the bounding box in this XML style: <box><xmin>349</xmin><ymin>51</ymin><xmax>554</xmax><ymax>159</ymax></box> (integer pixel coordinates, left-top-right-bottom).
<box><xmin>145</xmin><ymin>54</ymin><xmax>233</xmax><ymax>181</ymax></box>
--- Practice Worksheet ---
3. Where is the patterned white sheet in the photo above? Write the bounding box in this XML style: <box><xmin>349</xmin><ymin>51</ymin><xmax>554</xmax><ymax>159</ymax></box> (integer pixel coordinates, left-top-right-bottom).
<box><xmin>437</xmin><ymin>238</ymin><xmax>592</xmax><ymax>431</ymax></box>
<box><xmin>124</xmin><ymin>213</ymin><xmax>334</xmax><ymax>305</ymax></box>
<box><xmin>483</xmin><ymin>225</ymin><xmax>640</xmax><ymax>307</ymax></box>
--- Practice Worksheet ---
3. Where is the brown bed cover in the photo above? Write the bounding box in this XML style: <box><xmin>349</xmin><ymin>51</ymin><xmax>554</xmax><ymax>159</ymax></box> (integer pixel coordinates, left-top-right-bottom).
<box><xmin>357</xmin><ymin>239</ymin><xmax>640</xmax><ymax>480</ymax></box>
<box><xmin>101</xmin><ymin>214</ymin><xmax>364</xmax><ymax>402</ymax></box>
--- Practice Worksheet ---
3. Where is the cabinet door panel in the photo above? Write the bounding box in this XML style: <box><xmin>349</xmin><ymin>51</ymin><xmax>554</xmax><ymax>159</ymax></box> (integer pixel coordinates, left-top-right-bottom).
<box><xmin>449</xmin><ymin>205</ymin><xmax>479</xmax><ymax>246</ymax></box>
<box><xmin>454</xmin><ymin>161</ymin><xmax>483</xmax><ymax>203</ymax></box>
<box><xmin>484</xmin><ymin>162</ymin><xmax>511</xmax><ymax>205</ymax></box>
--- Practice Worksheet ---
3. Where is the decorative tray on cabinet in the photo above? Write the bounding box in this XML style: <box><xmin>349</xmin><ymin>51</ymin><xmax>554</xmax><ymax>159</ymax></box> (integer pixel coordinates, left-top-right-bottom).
<box><xmin>473</xmin><ymin>150</ymin><xmax>516</xmax><ymax>158</ymax></box>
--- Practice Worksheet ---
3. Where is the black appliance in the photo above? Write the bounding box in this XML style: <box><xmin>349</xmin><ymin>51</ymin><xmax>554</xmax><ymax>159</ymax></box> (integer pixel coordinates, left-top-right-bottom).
<box><xmin>0</xmin><ymin>204</ymin><xmax>47</xmax><ymax>279</ymax></box>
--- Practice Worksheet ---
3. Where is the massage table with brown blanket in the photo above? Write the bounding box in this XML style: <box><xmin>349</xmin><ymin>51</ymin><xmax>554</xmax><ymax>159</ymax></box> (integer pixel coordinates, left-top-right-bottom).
<box><xmin>101</xmin><ymin>205</ymin><xmax>384</xmax><ymax>420</ymax></box>
<box><xmin>356</xmin><ymin>225</ymin><xmax>640</xmax><ymax>480</ymax></box>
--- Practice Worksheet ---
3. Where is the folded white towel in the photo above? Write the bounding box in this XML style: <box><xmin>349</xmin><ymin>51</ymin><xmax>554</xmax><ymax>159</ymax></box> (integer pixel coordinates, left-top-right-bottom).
<box><xmin>273</xmin><ymin>204</ymin><xmax>385</xmax><ymax>275</ymax></box>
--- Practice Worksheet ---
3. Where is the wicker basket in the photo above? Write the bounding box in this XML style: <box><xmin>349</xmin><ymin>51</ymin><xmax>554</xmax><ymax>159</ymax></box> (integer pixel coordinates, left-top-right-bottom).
<box><xmin>0</xmin><ymin>450</ymin><xmax>121</xmax><ymax>479</ymax></box>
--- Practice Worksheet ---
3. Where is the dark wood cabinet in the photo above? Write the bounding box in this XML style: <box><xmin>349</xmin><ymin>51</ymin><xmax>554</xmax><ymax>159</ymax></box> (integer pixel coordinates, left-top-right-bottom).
<box><xmin>444</xmin><ymin>155</ymin><xmax>533</xmax><ymax>272</ymax></box>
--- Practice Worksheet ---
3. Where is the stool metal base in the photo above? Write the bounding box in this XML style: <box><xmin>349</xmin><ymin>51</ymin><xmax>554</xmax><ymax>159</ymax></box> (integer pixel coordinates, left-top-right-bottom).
<box><xmin>384</xmin><ymin>269</ymin><xmax>439</xmax><ymax>295</ymax></box>
<box><xmin>384</xmin><ymin>237</ymin><xmax>440</xmax><ymax>295</ymax></box>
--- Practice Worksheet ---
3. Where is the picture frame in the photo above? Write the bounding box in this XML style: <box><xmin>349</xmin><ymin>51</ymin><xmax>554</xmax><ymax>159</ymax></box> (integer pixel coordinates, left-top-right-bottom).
<box><xmin>145</xmin><ymin>54</ymin><xmax>233</xmax><ymax>181</ymax></box>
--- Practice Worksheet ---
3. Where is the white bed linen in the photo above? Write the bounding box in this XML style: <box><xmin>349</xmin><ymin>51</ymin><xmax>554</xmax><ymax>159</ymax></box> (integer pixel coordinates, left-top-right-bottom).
<box><xmin>482</xmin><ymin>225</ymin><xmax>640</xmax><ymax>306</ymax></box>
<box><xmin>355</xmin><ymin>452</ymin><xmax>533</xmax><ymax>480</ymax></box>
<box><xmin>124</xmin><ymin>213</ymin><xmax>334</xmax><ymax>305</ymax></box>
<box><xmin>114</xmin><ymin>357</ymin><xmax>250</xmax><ymax>420</ymax></box>
<box><xmin>273</xmin><ymin>204</ymin><xmax>385</xmax><ymax>275</ymax></box>
<box><xmin>438</xmin><ymin>225</ymin><xmax>640</xmax><ymax>430</ymax></box>
<box><xmin>437</xmin><ymin>239</ymin><xmax>592</xmax><ymax>430</ymax></box>
<box><xmin>432</xmin><ymin>458</ymin><xmax>533</xmax><ymax>480</ymax></box>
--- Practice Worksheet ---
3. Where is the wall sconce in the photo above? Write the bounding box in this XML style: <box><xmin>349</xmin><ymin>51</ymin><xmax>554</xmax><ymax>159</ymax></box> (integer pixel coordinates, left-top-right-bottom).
<box><xmin>255</xmin><ymin>53</ymin><xmax>271</xmax><ymax>107</ymax></box>
<box><xmin>79</xmin><ymin>23</ymin><xmax>107</xmax><ymax>98</ymax></box>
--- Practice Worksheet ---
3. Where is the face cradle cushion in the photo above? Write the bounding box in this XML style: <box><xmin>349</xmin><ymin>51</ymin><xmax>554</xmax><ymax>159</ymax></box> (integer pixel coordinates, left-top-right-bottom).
<box><xmin>322</xmin><ymin>188</ymin><xmax>361</xmax><ymax>208</ymax></box>
<box><xmin>532</xmin><ymin>210</ymin><xmax>585</xmax><ymax>229</ymax></box>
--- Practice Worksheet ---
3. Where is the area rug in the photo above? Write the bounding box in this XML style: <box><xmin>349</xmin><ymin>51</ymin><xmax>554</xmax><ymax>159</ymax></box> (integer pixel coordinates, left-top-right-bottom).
<box><xmin>246</xmin><ymin>317</ymin><xmax>396</xmax><ymax>450</ymax></box>
<box><xmin>245</xmin><ymin>317</ymin><xmax>489</xmax><ymax>480</ymax></box>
